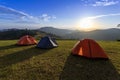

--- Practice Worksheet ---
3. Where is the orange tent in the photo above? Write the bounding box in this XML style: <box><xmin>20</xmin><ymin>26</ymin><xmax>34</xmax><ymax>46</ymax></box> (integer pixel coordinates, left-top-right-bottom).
<box><xmin>72</xmin><ymin>39</ymin><xmax>108</xmax><ymax>59</ymax></box>
<box><xmin>17</xmin><ymin>35</ymin><xmax>37</xmax><ymax>45</ymax></box>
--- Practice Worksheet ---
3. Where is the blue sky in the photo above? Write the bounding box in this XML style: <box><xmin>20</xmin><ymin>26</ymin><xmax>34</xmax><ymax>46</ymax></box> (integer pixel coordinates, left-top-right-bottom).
<box><xmin>0</xmin><ymin>0</ymin><xmax>120</xmax><ymax>30</ymax></box>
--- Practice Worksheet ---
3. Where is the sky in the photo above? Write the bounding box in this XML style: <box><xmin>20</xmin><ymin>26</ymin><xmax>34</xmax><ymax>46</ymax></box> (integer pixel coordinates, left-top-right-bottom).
<box><xmin>0</xmin><ymin>0</ymin><xmax>120</xmax><ymax>30</ymax></box>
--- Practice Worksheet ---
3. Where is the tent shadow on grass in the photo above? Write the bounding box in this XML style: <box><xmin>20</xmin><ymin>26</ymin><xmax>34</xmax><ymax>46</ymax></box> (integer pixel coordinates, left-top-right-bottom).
<box><xmin>0</xmin><ymin>44</ymin><xmax>28</xmax><ymax>51</ymax></box>
<box><xmin>59</xmin><ymin>54</ymin><xmax>120</xmax><ymax>80</ymax></box>
<box><xmin>0</xmin><ymin>47</ymin><xmax>49</xmax><ymax>68</ymax></box>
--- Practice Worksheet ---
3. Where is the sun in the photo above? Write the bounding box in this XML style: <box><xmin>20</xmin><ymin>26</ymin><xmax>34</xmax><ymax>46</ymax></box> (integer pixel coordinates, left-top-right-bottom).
<box><xmin>78</xmin><ymin>18</ymin><xmax>95</xmax><ymax>31</ymax></box>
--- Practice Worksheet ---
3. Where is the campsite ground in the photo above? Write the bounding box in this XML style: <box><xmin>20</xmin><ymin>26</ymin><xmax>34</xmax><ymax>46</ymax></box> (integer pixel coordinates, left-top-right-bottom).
<box><xmin>0</xmin><ymin>40</ymin><xmax>120</xmax><ymax>80</ymax></box>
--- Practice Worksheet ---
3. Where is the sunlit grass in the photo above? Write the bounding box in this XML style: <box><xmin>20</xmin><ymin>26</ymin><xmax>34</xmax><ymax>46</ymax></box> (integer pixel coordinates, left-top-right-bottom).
<box><xmin>0</xmin><ymin>40</ymin><xmax>120</xmax><ymax>80</ymax></box>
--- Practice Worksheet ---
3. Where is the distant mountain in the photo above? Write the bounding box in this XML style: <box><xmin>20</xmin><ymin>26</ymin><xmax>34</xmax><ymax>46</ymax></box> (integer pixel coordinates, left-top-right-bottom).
<box><xmin>39</xmin><ymin>27</ymin><xmax>120</xmax><ymax>40</ymax></box>
<box><xmin>39</xmin><ymin>27</ymin><xmax>74</xmax><ymax>36</ymax></box>
<box><xmin>1</xmin><ymin>27</ymin><xmax>119</xmax><ymax>40</ymax></box>
<box><xmin>64</xmin><ymin>28</ymin><xmax>120</xmax><ymax>40</ymax></box>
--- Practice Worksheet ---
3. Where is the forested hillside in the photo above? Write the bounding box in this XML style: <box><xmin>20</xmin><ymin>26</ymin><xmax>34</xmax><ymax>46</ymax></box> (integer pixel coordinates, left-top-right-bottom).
<box><xmin>0</xmin><ymin>29</ymin><xmax>59</xmax><ymax>40</ymax></box>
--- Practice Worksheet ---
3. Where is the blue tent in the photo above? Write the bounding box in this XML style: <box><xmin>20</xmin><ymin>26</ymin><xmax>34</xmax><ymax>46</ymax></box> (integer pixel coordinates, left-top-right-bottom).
<box><xmin>37</xmin><ymin>36</ymin><xmax>58</xmax><ymax>49</ymax></box>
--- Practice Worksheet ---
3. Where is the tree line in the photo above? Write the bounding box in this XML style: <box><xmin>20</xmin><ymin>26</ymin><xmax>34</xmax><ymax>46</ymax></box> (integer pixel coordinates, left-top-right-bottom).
<box><xmin>0</xmin><ymin>29</ymin><xmax>60</xmax><ymax>40</ymax></box>
<box><xmin>0</xmin><ymin>29</ymin><xmax>36</xmax><ymax>40</ymax></box>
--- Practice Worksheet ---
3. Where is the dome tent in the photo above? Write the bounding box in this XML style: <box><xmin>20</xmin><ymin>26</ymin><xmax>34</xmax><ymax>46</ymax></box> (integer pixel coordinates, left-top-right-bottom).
<box><xmin>72</xmin><ymin>39</ymin><xmax>108</xmax><ymax>59</ymax></box>
<box><xmin>17</xmin><ymin>35</ymin><xmax>37</xmax><ymax>45</ymax></box>
<box><xmin>37</xmin><ymin>36</ymin><xmax>58</xmax><ymax>49</ymax></box>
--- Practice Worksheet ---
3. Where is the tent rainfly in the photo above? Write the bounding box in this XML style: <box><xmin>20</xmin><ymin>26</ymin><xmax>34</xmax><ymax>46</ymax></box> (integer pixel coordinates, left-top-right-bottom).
<box><xmin>71</xmin><ymin>39</ymin><xmax>108</xmax><ymax>59</ymax></box>
<box><xmin>17</xmin><ymin>35</ymin><xmax>37</xmax><ymax>45</ymax></box>
<box><xmin>37</xmin><ymin>36</ymin><xmax>58</xmax><ymax>49</ymax></box>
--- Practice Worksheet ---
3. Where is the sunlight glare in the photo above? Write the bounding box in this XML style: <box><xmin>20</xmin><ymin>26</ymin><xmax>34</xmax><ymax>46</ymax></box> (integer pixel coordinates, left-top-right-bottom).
<box><xmin>78</xmin><ymin>18</ymin><xmax>95</xmax><ymax>31</ymax></box>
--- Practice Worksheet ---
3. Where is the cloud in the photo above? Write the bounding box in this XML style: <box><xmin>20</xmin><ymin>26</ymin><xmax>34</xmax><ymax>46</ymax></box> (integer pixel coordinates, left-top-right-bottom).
<box><xmin>0</xmin><ymin>5</ymin><xmax>29</xmax><ymax>17</ymax></box>
<box><xmin>92</xmin><ymin>0</ymin><xmax>119</xmax><ymax>6</ymax></box>
<box><xmin>81</xmin><ymin>0</ymin><xmax>119</xmax><ymax>6</ymax></box>
<box><xmin>39</xmin><ymin>14</ymin><xmax>56</xmax><ymax>21</ymax></box>
<box><xmin>0</xmin><ymin>5</ymin><xmax>35</xmax><ymax>23</ymax></box>
<box><xmin>84</xmin><ymin>13</ymin><xmax>120</xmax><ymax>20</ymax></box>
<box><xmin>0</xmin><ymin>5</ymin><xmax>56</xmax><ymax>24</ymax></box>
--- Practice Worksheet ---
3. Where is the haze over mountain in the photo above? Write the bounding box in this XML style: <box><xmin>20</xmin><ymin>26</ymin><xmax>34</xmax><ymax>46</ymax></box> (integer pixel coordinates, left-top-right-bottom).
<box><xmin>39</xmin><ymin>27</ymin><xmax>74</xmax><ymax>36</ymax></box>
<box><xmin>39</xmin><ymin>27</ymin><xmax>120</xmax><ymax>40</ymax></box>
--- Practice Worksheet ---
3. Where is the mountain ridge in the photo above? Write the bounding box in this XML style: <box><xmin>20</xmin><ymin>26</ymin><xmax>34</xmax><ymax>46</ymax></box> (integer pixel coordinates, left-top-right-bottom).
<box><xmin>39</xmin><ymin>27</ymin><xmax>120</xmax><ymax>40</ymax></box>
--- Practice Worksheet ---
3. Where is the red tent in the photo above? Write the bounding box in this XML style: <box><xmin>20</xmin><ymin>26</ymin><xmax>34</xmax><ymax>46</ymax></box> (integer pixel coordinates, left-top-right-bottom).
<box><xmin>17</xmin><ymin>35</ymin><xmax>37</xmax><ymax>45</ymax></box>
<box><xmin>72</xmin><ymin>39</ymin><xmax>108</xmax><ymax>59</ymax></box>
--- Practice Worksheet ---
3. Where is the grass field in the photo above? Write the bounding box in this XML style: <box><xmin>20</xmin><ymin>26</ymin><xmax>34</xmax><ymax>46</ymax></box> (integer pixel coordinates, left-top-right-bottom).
<box><xmin>0</xmin><ymin>40</ymin><xmax>120</xmax><ymax>80</ymax></box>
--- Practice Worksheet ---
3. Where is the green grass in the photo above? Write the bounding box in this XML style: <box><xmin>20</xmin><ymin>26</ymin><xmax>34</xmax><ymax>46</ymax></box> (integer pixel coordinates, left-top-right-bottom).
<box><xmin>0</xmin><ymin>40</ymin><xmax>120</xmax><ymax>80</ymax></box>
